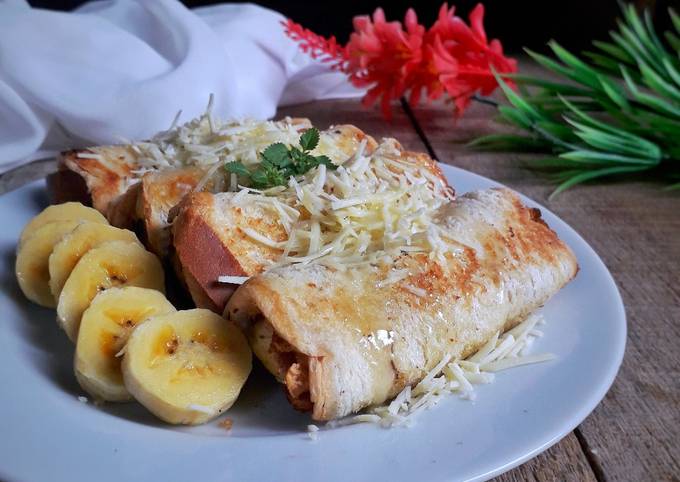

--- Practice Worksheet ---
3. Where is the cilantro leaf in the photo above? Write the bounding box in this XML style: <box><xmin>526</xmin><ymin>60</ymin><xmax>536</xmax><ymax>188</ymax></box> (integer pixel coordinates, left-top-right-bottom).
<box><xmin>261</xmin><ymin>143</ymin><xmax>290</xmax><ymax>167</ymax></box>
<box><xmin>224</xmin><ymin>127</ymin><xmax>337</xmax><ymax>190</ymax></box>
<box><xmin>292</xmin><ymin>153</ymin><xmax>315</xmax><ymax>175</ymax></box>
<box><xmin>257</xmin><ymin>164</ymin><xmax>287</xmax><ymax>188</ymax></box>
<box><xmin>250</xmin><ymin>169</ymin><xmax>269</xmax><ymax>187</ymax></box>
<box><xmin>288</xmin><ymin>147</ymin><xmax>306</xmax><ymax>164</ymax></box>
<box><xmin>314</xmin><ymin>155</ymin><xmax>335</xmax><ymax>168</ymax></box>
<box><xmin>224</xmin><ymin>161</ymin><xmax>251</xmax><ymax>177</ymax></box>
<box><xmin>299</xmin><ymin>128</ymin><xmax>320</xmax><ymax>151</ymax></box>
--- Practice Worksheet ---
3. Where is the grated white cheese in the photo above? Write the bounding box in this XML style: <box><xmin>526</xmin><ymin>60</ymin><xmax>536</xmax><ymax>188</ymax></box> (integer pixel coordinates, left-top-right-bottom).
<box><xmin>143</xmin><ymin>105</ymin><xmax>454</xmax><ymax>273</ymax></box>
<box><xmin>76</xmin><ymin>152</ymin><xmax>104</xmax><ymax>161</ymax></box>
<box><xmin>194</xmin><ymin>160</ymin><xmax>224</xmax><ymax>193</ymax></box>
<box><xmin>217</xmin><ymin>275</ymin><xmax>250</xmax><ymax>285</ymax></box>
<box><xmin>242</xmin><ymin>227</ymin><xmax>286</xmax><ymax>249</ymax></box>
<box><xmin>234</xmin><ymin>138</ymin><xmax>455</xmax><ymax>272</ymax></box>
<box><xmin>326</xmin><ymin>414</ymin><xmax>382</xmax><ymax>428</ymax></box>
<box><xmin>480</xmin><ymin>353</ymin><xmax>556</xmax><ymax>372</ymax></box>
<box><xmin>127</xmin><ymin>97</ymin><xmax>376</xmax><ymax>195</ymax></box>
<box><xmin>325</xmin><ymin>314</ymin><xmax>555</xmax><ymax>429</ymax></box>
<box><xmin>306</xmin><ymin>424</ymin><xmax>320</xmax><ymax>441</ymax></box>
<box><xmin>187</xmin><ymin>404</ymin><xmax>214</xmax><ymax>415</ymax></box>
<box><xmin>307</xmin><ymin>424</ymin><xmax>319</xmax><ymax>440</ymax></box>
<box><xmin>403</xmin><ymin>284</ymin><xmax>427</xmax><ymax>298</ymax></box>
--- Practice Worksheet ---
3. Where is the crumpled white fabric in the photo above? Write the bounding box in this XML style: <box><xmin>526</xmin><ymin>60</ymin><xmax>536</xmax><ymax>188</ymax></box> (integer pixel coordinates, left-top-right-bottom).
<box><xmin>0</xmin><ymin>0</ymin><xmax>361</xmax><ymax>173</ymax></box>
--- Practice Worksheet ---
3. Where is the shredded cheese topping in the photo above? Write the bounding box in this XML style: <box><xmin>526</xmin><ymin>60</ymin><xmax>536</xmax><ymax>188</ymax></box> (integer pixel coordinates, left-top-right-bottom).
<box><xmin>131</xmin><ymin>96</ymin><xmax>310</xmax><ymax>185</ymax></box>
<box><xmin>232</xmin><ymin>138</ymin><xmax>454</xmax><ymax>271</ymax></box>
<box><xmin>130</xmin><ymin>98</ymin><xmax>454</xmax><ymax>273</ymax></box>
<box><xmin>306</xmin><ymin>424</ymin><xmax>320</xmax><ymax>441</ymax></box>
<box><xmin>318</xmin><ymin>313</ymin><xmax>554</xmax><ymax>433</ymax></box>
<box><xmin>187</xmin><ymin>404</ymin><xmax>214</xmax><ymax>415</ymax></box>
<box><xmin>217</xmin><ymin>275</ymin><xmax>250</xmax><ymax>285</ymax></box>
<box><xmin>131</xmin><ymin>96</ymin><xmax>354</xmax><ymax>192</ymax></box>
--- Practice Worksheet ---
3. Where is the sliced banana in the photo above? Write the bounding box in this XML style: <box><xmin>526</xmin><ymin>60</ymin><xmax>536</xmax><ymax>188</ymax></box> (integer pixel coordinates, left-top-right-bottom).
<box><xmin>57</xmin><ymin>240</ymin><xmax>165</xmax><ymax>342</ymax></box>
<box><xmin>74</xmin><ymin>287</ymin><xmax>176</xmax><ymax>402</ymax></box>
<box><xmin>122</xmin><ymin>309</ymin><xmax>252</xmax><ymax>425</ymax></box>
<box><xmin>19</xmin><ymin>202</ymin><xmax>107</xmax><ymax>246</ymax></box>
<box><xmin>15</xmin><ymin>220</ymin><xmax>80</xmax><ymax>307</ymax></box>
<box><xmin>49</xmin><ymin>222</ymin><xmax>140</xmax><ymax>300</ymax></box>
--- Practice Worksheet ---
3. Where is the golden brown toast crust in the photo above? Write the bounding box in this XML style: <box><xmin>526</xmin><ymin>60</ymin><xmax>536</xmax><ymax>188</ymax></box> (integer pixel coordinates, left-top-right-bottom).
<box><xmin>138</xmin><ymin>167</ymin><xmax>207</xmax><ymax>256</ymax></box>
<box><xmin>46</xmin><ymin>165</ymin><xmax>92</xmax><ymax>206</ymax></box>
<box><xmin>50</xmin><ymin>147</ymin><xmax>141</xmax><ymax>221</ymax></box>
<box><xmin>172</xmin><ymin>193</ymin><xmax>248</xmax><ymax>312</ymax></box>
<box><xmin>48</xmin><ymin>118</ymin><xmax>317</xmax><ymax>246</ymax></box>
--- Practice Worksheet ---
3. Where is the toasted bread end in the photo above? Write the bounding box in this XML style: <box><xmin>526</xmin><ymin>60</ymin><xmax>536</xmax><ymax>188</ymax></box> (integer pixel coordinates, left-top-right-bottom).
<box><xmin>172</xmin><ymin>193</ymin><xmax>247</xmax><ymax>313</ymax></box>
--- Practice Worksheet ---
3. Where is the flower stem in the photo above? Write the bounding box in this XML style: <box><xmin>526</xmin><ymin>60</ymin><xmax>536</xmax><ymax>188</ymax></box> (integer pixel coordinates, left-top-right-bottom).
<box><xmin>472</xmin><ymin>94</ymin><xmax>499</xmax><ymax>107</ymax></box>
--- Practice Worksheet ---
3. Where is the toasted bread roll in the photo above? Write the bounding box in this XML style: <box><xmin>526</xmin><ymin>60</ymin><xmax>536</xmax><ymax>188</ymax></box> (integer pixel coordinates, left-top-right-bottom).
<box><xmin>172</xmin><ymin>192</ymin><xmax>266</xmax><ymax>312</ymax></box>
<box><xmin>47</xmin><ymin>117</ymin><xmax>319</xmax><ymax>249</ymax></box>
<box><xmin>226</xmin><ymin>189</ymin><xmax>578</xmax><ymax>420</ymax></box>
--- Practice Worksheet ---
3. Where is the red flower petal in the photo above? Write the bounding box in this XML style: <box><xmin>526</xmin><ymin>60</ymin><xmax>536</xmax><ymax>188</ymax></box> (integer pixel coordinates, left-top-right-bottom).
<box><xmin>373</xmin><ymin>7</ymin><xmax>386</xmax><ymax>24</ymax></box>
<box><xmin>283</xmin><ymin>2</ymin><xmax>517</xmax><ymax>120</ymax></box>
<box><xmin>468</xmin><ymin>4</ymin><xmax>487</xmax><ymax>45</ymax></box>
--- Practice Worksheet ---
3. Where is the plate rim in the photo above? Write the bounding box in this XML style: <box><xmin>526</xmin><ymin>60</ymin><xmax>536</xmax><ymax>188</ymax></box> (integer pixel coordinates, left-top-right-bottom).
<box><xmin>437</xmin><ymin>164</ymin><xmax>627</xmax><ymax>480</ymax></box>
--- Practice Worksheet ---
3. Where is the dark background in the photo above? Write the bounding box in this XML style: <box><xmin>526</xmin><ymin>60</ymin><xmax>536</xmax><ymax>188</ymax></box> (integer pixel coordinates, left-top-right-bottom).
<box><xmin>29</xmin><ymin>1</ymin><xmax>675</xmax><ymax>53</ymax></box>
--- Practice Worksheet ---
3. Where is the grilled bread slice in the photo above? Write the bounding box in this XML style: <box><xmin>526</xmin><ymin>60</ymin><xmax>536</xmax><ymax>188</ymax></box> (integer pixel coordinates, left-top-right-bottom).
<box><xmin>48</xmin><ymin>118</ymin><xmax>364</xmax><ymax>259</ymax></box>
<box><xmin>47</xmin><ymin>116</ymin><xmax>314</xmax><ymax>231</ymax></box>
<box><xmin>48</xmin><ymin>146</ymin><xmax>143</xmax><ymax>222</ymax></box>
<box><xmin>172</xmin><ymin>137</ymin><xmax>450</xmax><ymax>313</ymax></box>
<box><xmin>172</xmin><ymin>191</ymin><xmax>284</xmax><ymax>312</ymax></box>
<box><xmin>136</xmin><ymin>166</ymin><xmax>210</xmax><ymax>256</ymax></box>
<box><xmin>137</xmin><ymin>124</ymin><xmax>375</xmax><ymax>257</ymax></box>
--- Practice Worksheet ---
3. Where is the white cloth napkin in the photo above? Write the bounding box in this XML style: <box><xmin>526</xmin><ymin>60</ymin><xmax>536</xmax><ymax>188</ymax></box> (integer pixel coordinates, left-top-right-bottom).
<box><xmin>0</xmin><ymin>0</ymin><xmax>361</xmax><ymax>173</ymax></box>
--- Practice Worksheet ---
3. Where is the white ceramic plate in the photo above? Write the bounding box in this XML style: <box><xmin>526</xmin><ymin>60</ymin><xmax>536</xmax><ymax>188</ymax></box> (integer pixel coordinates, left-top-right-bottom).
<box><xmin>0</xmin><ymin>165</ymin><xmax>625</xmax><ymax>482</ymax></box>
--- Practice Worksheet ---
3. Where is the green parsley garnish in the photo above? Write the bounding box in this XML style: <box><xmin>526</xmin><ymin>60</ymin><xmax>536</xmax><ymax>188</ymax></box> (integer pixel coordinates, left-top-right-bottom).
<box><xmin>224</xmin><ymin>127</ymin><xmax>337</xmax><ymax>189</ymax></box>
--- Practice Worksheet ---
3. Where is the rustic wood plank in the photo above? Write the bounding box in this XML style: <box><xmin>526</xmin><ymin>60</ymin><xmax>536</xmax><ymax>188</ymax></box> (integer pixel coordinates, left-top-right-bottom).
<box><xmin>276</xmin><ymin>98</ymin><xmax>597</xmax><ymax>482</ymax></box>
<box><xmin>497</xmin><ymin>433</ymin><xmax>596</xmax><ymax>482</ymax></box>
<box><xmin>408</xmin><ymin>94</ymin><xmax>680</xmax><ymax>481</ymax></box>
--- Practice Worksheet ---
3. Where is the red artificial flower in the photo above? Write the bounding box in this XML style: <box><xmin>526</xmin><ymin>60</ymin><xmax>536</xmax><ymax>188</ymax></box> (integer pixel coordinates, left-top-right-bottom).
<box><xmin>428</xmin><ymin>4</ymin><xmax>517</xmax><ymax>113</ymax></box>
<box><xmin>282</xmin><ymin>19</ymin><xmax>347</xmax><ymax>68</ymax></box>
<box><xmin>344</xmin><ymin>8</ymin><xmax>425</xmax><ymax>119</ymax></box>
<box><xmin>282</xmin><ymin>3</ymin><xmax>516</xmax><ymax>119</ymax></box>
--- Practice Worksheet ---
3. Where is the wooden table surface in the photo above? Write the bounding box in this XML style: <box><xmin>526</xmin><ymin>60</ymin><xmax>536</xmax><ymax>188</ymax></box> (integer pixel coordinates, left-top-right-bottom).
<box><xmin>2</xmin><ymin>95</ymin><xmax>678</xmax><ymax>481</ymax></box>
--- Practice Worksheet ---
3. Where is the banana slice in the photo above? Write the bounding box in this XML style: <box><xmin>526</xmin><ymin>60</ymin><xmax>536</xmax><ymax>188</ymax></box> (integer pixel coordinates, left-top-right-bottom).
<box><xmin>57</xmin><ymin>240</ymin><xmax>165</xmax><ymax>342</ymax></box>
<box><xmin>15</xmin><ymin>220</ymin><xmax>80</xmax><ymax>307</ymax></box>
<box><xmin>49</xmin><ymin>222</ymin><xmax>140</xmax><ymax>299</ymax></box>
<box><xmin>19</xmin><ymin>202</ymin><xmax>107</xmax><ymax>246</ymax></box>
<box><xmin>122</xmin><ymin>309</ymin><xmax>252</xmax><ymax>425</ymax></box>
<box><xmin>74</xmin><ymin>287</ymin><xmax>176</xmax><ymax>402</ymax></box>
